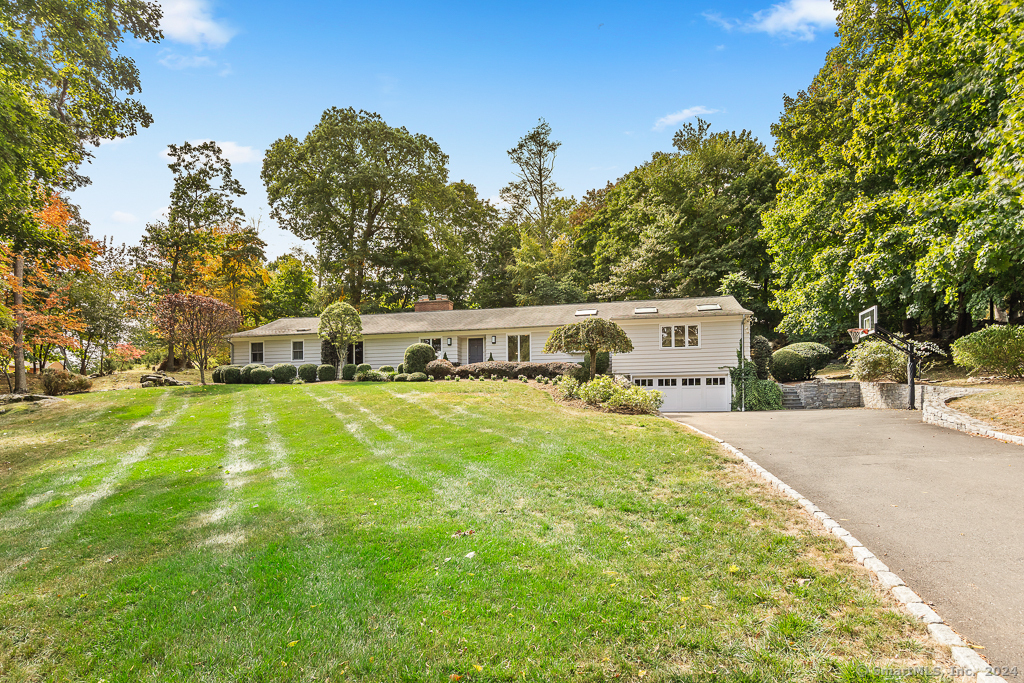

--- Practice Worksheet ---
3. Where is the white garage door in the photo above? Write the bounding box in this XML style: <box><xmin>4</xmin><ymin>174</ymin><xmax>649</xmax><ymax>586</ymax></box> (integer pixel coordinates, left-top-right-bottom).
<box><xmin>633</xmin><ymin>376</ymin><xmax>731</xmax><ymax>412</ymax></box>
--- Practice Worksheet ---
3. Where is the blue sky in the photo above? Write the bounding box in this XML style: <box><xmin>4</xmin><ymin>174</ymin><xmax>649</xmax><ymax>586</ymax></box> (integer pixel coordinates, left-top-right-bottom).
<box><xmin>73</xmin><ymin>0</ymin><xmax>839</xmax><ymax>258</ymax></box>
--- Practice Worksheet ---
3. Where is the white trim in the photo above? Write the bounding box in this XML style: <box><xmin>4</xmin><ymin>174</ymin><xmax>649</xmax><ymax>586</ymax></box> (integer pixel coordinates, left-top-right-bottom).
<box><xmin>250</xmin><ymin>341</ymin><xmax>264</xmax><ymax>364</ymax></box>
<box><xmin>290</xmin><ymin>339</ymin><xmax>305</xmax><ymax>362</ymax></box>
<box><xmin>659</xmin><ymin>322</ymin><xmax>701</xmax><ymax>349</ymax></box>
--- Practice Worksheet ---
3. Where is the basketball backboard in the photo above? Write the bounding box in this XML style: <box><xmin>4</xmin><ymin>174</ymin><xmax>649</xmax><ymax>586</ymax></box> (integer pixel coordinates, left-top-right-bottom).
<box><xmin>859</xmin><ymin>305</ymin><xmax>878</xmax><ymax>333</ymax></box>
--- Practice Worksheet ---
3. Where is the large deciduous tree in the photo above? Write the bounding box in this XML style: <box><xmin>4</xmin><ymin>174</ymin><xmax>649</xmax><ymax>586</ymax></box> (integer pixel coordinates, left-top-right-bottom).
<box><xmin>154</xmin><ymin>294</ymin><xmax>241</xmax><ymax>385</ymax></box>
<box><xmin>317</xmin><ymin>301</ymin><xmax>362</xmax><ymax>369</ymax></box>
<box><xmin>262</xmin><ymin>108</ymin><xmax>449</xmax><ymax>309</ymax></box>
<box><xmin>543</xmin><ymin>318</ymin><xmax>633</xmax><ymax>381</ymax></box>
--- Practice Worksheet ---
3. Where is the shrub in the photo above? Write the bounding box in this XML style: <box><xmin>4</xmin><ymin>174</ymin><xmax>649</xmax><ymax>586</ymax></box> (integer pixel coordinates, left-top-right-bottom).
<box><xmin>356</xmin><ymin>363</ymin><xmax>371</xmax><ymax>374</ymax></box>
<box><xmin>397</xmin><ymin>364</ymin><xmax>405</xmax><ymax>374</ymax></box>
<box><xmin>355</xmin><ymin>370</ymin><xmax>388</xmax><ymax>382</ymax></box>
<box><xmin>726</xmin><ymin>350</ymin><xmax>783</xmax><ymax>410</ymax></box>
<box><xmin>559</xmin><ymin>377</ymin><xmax>581</xmax><ymax>399</ymax></box>
<box><xmin>952</xmin><ymin>324</ymin><xmax>1024</xmax><ymax>378</ymax></box>
<box><xmin>487</xmin><ymin>352</ymin><xmax>494</xmax><ymax>361</ymax></box>
<box><xmin>442</xmin><ymin>352</ymin><xmax>449</xmax><ymax>361</ymax></box>
<box><xmin>318</xmin><ymin>364</ymin><xmax>337</xmax><ymax>382</ymax></box>
<box><xmin>250</xmin><ymin>366</ymin><xmax>273</xmax><ymax>384</ymax></box>
<box><xmin>604</xmin><ymin>385</ymin><xmax>664</xmax><ymax>414</ymax></box>
<box><xmin>340</xmin><ymin>363</ymin><xmax>356</xmax><ymax>380</ymax></box>
<box><xmin>578</xmin><ymin>375</ymin><xmax>619</xmax><ymax>405</ymax></box>
<box><xmin>845</xmin><ymin>339</ymin><xmax>907</xmax><ymax>383</ymax></box>
<box><xmin>241</xmin><ymin>363</ymin><xmax>262</xmax><ymax>384</ymax></box>
<box><xmin>212</xmin><ymin>365</ymin><xmax>226</xmax><ymax>383</ymax></box>
<box><xmin>298</xmin><ymin>363</ymin><xmax>318</xmax><ymax>382</ymax></box>
<box><xmin>751</xmin><ymin>335</ymin><xmax>772</xmax><ymax>380</ymax></box>
<box><xmin>425</xmin><ymin>358</ymin><xmax>456</xmax><ymax>379</ymax></box>
<box><xmin>223</xmin><ymin>366</ymin><xmax>242</xmax><ymax>384</ymax></box>
<box><xmin>394</xmin><ymin>373</ymin><xmax>410</xmax><ymax>382</ymax></box>
<box><xmin>581</xmin><ymin>350</ymin><xmax>610</xmax><ymax>376</ymax></box>
<box><xmin>428</xmin><ymin>376</ymin><xmax>435</xmax><ymax>382</ymax></box>
<box><xmin>41</xmin><ymin>370</ymin><xmax>91</xmax><ymax>395</ymax></box>
<box><xmin>409</xmin><ymin>372</ymin><xmax>428</xmax><ymax>382</ymax></box>
<box><xmin>519</xmin><ymin>375</ymin><xmax>527</xmax><ymax>382</ymax></box>
<box><xmin>379</xmin><ymin>365</ymin><xmax>395</xmax><ymax>373</ymax></box>
<box><xmin>770</xmin><ymin>342</ymin><xmax>832</xmax><ymax>382</ymax></box>
<box><xmin>404</xmin><ymin>343</ymin><xmax>436</xmax><ymax>374</ymax></box>
<box><xmin>272</xmin><ymin>363</ymin><xmax>297</xmax><ymax>384</ymax></box>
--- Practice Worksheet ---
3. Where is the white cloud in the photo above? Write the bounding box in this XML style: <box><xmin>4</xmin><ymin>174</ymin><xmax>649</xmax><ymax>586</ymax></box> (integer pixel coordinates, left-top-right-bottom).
<box><xmin>159</xmin><ymin>0</ymin><xmax>235</xmax><ymax>48</ymax></box>
<box><xmin>704</xmin><ymin>0</ymin><xmax>837</xmax><ymax>41</ymax></box>
<box><xmin>653</xmin><ymin>106</ymin><xmax>719</xmax><ymax>132</ymax></box>
<box><xmin>111</xmin><ymin>211</ymin><xmax>137</xmax><ymax>224</ymax></box>
<box><xmin>158</xmin><ymin>53</ymin><xmax>216</xmax><ymax>69</ymax></box>
<box><xmin>160</xmin><ymin>140</ymin><xmax>259</xmax><ymax>164</ymax></box>
<box><xmin>152</xmin><ymin>206</ymin><xmax>170</xmax><ymax>220</ymax></box>
<box><xmin>98</xmin><ymin>137</ymin><xmax>131</xmax><ymax>147</ymax></box>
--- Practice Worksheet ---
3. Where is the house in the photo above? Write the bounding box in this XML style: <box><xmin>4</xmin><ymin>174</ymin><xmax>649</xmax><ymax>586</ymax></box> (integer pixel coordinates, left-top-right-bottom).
<box><xmin>226</xmin><ymin>295</ymin><xmax>752</xmax><ymax>412</ymax></box>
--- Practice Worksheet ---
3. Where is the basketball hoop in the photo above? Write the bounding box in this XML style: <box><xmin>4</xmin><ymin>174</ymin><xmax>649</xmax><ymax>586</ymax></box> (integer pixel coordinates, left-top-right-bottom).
<box><xmin>848</xmin><ymin>328</ymin><xmax>871</xmax><ymax>343</ymax></box>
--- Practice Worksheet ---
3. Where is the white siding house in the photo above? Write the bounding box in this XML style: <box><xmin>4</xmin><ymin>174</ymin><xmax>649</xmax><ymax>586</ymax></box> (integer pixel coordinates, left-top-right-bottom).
<box><xmin>226</xmin><ymin>296</ymin><xmax>752</xmax><ymax>412</ymax></box>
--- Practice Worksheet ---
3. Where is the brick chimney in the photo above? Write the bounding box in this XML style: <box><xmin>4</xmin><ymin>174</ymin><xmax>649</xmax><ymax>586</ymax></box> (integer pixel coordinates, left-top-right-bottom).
<box><xmin>413</xmin><ymin>294</ymin><xmax>454</xmax><ymax>312</ymax></box>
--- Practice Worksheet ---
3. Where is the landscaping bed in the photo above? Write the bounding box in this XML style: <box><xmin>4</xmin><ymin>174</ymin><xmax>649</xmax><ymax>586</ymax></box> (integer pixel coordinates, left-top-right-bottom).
<box><xmin>0</xmin><ymin>382</ymin><xmax>944</xmax><ymax>681</ymax></box>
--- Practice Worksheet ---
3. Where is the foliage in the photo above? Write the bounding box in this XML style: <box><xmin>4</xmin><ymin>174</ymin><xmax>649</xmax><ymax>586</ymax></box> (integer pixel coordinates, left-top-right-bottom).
<box><xmin>317</xmin><ymin>364</ymin><xmax>336</xmax><ymax>382</ymax></box>
<box><xmin>727</xmin><ymin>355</ymin><xmax>783</xmax><ymax>411</ymax></box>
<box><xmin>212</xmin><ymin>366</ymin><xmax>226</xmax><ymax>383</ymax></box>
<box><xmin>259</xmin><ymin>252</ymin><xmax>316</xmax><ymax>322</ymax></box>
<box><xmin>786</xmin><ymin>343</ymin><xmax>833</xmax><ymax>368</ymax></box>
<box><xmin>750</xmin><ymin>335</ymin><xmax>772</xmax><ymax>380</ymax></box>
<box><xmin>558</xmin><ymin>377</ymin><xmax>580</xmax><ymax>399</ymax></box>
<box><xmin>318</xmin><ymin>302</ymin><xmax>361</xmax><ymax>368</ymax></box>
<box><xmin>604</xmin><ymin>385</ymin><xmax>664</xmax><ymax>414</ymax></box>
<box><xmin>403</xmin><ymin>343</ymin><xmax>436</xmax><ymax>375</ymax></box>
<box><xmin>394</xmin><ymin>373</ymin><xmax>410</xmax><ymax>382</ymax></box>
<box><xmin>581</xmin><ymin>350</ymin><xmax>610</xmax><ymax>376</ymax></box>
<box><xmin>355</xmin><ymin>370</ymin><xmax>389</xmax><ymax>382</ymax></box>
<box><xmin>223</xmin><ymin>366</ymin><xmax>242</xmax><ymax>384</ymax></box>
<box><xmin>952</xmin><ymin>325</ymin><xmax>1024</xmax><ymax>378</ymax></box>
<box><xmin>409</xmin><ymin>372</ymin><xmax>428</xmax><ymax>382</ymax></box>
<box><xmin>378</xmin><ymin>365</ymin><xmax>395</xmax><ymax>373</ymax></box>
<box><xmin>769</xmin><ymin>349</ymin><xmax>817</xmax><ymax>383</ymax></box>
<box><xmin>272</xmin><ymin>363</ymin><xmax>297</xmax><ymax>384</ymax></box>
<box><xmin>577</xmin><ymin>375</ymin><xmax>619</xmax><ymax>405</ymax></box>
<box><xmin>40</xmin><ymin>369</ymin><xmax>91</xmax><ymax>396</ymax></box>
<box><xmin>844</xmin><ymin>339</ymin><xmax>907</xmax><ymax>383</ymax></box>
<box><xmin>425</xmin><ymin>358</ymin><xmax>455</xmax><ymax>379</ymax></box>
<box><xmin>397</xmin><ymin>363</ymin><xmax>405</xmax><ymax>374</ymax></box>
<box><xmin>241</xmin><ymin>364</ymin><xmax>262</xmax><ymax>384</ymax></box>
<box><xmin>109</xmin><ymin>343</ymin><xmax>145</xmax><ymax>371</ymax></box>
<box><xmin>250</xmin><ymin>366</ymin><xmax>272</xmax><ymax>385</ymax></box>
<box><xmin>341</xmin><ymin>364</ymin><xmax>357</xmax><ymax>381</ymax></box>
<box><xmin>153</xmin><ymin>293</ymin><xmax>241</xmax><ymax>385</ymax></box>
<box><xmin>544</xmin><ymin>318</ymin><xmax>633</xmax><ymax>381</ymax></box>
<box><xmin>355</xmin><ymin>363</ymin><xmax>371</xmax><ymax>374</ymax></box>
<box><xmin>452</xmin><ymin>361</ymin><xmax>579</xmax><ymax>380</ymax></box>
<box><xmin>297</xmin><ymin>363</ymin><xmax>318</xmax><ymax>383</ymax></box>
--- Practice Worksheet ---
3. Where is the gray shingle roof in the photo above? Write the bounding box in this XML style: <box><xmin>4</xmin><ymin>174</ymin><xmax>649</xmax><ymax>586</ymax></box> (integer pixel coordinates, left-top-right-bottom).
<box><xmin>226</xmin><ymin>296</ymin><xmax>752</xmax><ymax>338</ymax></box>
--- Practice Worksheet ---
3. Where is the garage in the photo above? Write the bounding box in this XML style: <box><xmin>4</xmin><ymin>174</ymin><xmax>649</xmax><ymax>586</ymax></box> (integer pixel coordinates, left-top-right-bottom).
<box><xmin>633</xmin><ymin>376</ymin><xmax>731</xmax><ymax>412</ymax></box>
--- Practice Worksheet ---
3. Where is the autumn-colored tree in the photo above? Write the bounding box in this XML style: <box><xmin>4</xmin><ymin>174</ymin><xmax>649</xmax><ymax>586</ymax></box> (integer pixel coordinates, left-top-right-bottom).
<box><xmin>154</xmin><ymin>294</ymin><xmax>241</xmax><ymax>385</ymax></box>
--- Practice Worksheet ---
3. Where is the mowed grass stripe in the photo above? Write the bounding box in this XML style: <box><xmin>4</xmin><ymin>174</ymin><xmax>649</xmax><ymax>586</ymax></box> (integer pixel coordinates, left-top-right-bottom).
<box><xmin>0</xmin><ymin>383</ymin><xmax>939</xmax><ymax>682</ymax></box>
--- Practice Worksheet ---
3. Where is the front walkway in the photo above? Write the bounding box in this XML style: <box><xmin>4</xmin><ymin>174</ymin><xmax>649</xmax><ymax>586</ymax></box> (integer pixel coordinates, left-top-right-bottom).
<box><xmin>664</xmin><ymin>408</ymin><xmax>1024</xmax><ymax>669</ymax></box>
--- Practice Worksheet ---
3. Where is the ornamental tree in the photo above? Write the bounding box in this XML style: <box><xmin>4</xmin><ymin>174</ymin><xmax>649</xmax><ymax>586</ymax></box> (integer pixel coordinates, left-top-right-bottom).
<box><xmin>154</xmin><ymin>294</ymin><xmax>241</xmax><ymax>385</ymax></box>
<box><xmin>543</xmin><ymin>318</ymin><xmax>633</xmax><ymax>381</ymax></box>
<box><xmin>318</xmin><ymin>301</ymin><xmax>362</xmax><ymax>369</ymax></box>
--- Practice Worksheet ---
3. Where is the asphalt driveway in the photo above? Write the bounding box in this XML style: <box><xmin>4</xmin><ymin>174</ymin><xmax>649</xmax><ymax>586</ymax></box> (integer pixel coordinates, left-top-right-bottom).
<box><xmin>665</xmin><ymin>408</ymin><xmax>1024</xmax><ymax>670</ymax></box>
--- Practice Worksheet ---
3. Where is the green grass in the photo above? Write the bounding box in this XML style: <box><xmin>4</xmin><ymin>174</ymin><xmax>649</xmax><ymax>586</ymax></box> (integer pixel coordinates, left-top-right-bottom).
<box><xmin>0</xmin><ymin>382</ymin><xmax>942</xmax><ymax>682</ymax></box>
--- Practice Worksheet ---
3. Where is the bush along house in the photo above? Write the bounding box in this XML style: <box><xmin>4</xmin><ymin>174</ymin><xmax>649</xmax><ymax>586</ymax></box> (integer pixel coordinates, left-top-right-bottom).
<box><xmin>225</xmin><ymin>295</ymin><xmax>752</xmax><ymax>412</ymax></box>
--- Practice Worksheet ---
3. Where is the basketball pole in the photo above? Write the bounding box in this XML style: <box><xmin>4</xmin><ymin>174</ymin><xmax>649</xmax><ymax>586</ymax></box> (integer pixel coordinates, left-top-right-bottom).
<box><xmin>871</xmin><ymin>324</ymin><xmax>919</xmax><ymax>410</ymax></box>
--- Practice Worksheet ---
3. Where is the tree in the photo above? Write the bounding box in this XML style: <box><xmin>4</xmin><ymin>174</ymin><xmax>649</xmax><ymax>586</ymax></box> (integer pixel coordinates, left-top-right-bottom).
<box><xmin>135</xmin><ymin>141</ymin><xmax>246</xmax><ymax>368</ymax></box>
<box><xmin>500</xmin><ymin>118</ymin><xmax>563</xmax><ymax>234</ymax></box>
<box><xmin>263</xmin><ymin>108</ymin><xmax>449</xmax><ymax>309</ymax></box>
<box><xmin>543</xmin><ymin>318</ymin><xmax>633</xmax><ymax>381</ymax></box>
<box><xmin>154</xmin><ymin>294</ymin><xmax>241</xmax><ymax>385</ymax></box>
<box><xmin>260</xmin><ymin>252</ymin><xmax>316</xmax><ymax>321</ymax></box>
<box><xmin>317</xmin><ymin>301</ymin><xmax>362</xmax><ymax>369</ymax></box>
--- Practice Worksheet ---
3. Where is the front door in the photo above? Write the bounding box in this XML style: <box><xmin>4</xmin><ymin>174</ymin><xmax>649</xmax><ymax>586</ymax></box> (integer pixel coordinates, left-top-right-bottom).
<box><xmin>468</xmin><ymin>337</ymin><xmax>484</xmax><ymax>364</ymax></box>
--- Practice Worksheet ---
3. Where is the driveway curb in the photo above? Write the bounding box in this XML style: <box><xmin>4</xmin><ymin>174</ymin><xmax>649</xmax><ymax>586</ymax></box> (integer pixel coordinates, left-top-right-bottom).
<box><xmin>677</xmin><ymin>421</ymin><xmax>1006</xmax><ymax>683</ymax></box>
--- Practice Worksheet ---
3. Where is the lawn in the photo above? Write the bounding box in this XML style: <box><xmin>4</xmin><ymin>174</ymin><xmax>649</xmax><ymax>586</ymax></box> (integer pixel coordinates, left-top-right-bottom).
<box><xmin>948</xmin><ymin>382</ymin><xmax>1024</xmax><ymax>437</ymax></box>
<box><xmin>0</xmin><ymin>382</ymin><xmax>942</xmax><ymax>682</ymax></box>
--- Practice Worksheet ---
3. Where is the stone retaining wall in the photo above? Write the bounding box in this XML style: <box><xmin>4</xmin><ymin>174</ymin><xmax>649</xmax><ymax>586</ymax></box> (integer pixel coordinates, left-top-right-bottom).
<box><xmin>794</xmin><ymin>381</ymin><xmax>861</xmax><ymax>409</ymax></box>
<box><xmin>922</xmin><ymin>387</ymin><xmax>1024</xmax><ymax>446</ymax></box>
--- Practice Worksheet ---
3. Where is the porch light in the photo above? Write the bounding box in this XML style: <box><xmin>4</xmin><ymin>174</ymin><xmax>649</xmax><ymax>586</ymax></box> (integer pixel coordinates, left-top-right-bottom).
<box><xmin>447</xmin><ymin>338</ymin><xmax>452</xmax><ymax>346</ymax></box>
<box><xmin>491</xmin><ymin>336</ymin><xmax>496</xmax><ymax>344</ymax></box>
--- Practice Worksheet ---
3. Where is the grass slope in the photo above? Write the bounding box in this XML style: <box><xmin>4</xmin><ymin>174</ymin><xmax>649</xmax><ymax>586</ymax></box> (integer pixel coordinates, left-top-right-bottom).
<box><xmin>1</xmin><ymin>383</ymin><xmax>939</xmax><ymax>682</ymax></box>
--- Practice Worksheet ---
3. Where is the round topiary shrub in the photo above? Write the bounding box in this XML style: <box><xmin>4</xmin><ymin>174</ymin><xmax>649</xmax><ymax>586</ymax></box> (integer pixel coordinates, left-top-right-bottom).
<box><xmin>223</xmin><ymin>366</ymin><xmax>242</xmax><ymax>384</ymax></box>
<box><xmin>272</xmin><ymin>363</ymin><xmax>297</xmax><ymax>384</ymax></box>
<box><xmin>212</xmin><ymin>365</ymin><xmax>227</xmax><ymax>383</ymax></box>
<box><xmin>379</xmin><ymin>365</ymin><xmax>395</xmax><ymax>373</ymax></box>
<box><xmin>355</xmin><ymin>370</ymin><xmax>388</xmax><ymax>382</ymax></box>
<box><xmin>404</xmin><ymin>343</ymin><xmax>436</xmax><ymax>375</ymax></box>
<box><xmin>318</xmin><ymin>364</ymin><xmax>337</xmax><ymax>382</ymax></box>
<box><xmin>409</xmin><ymin>372</ymin><xmax>428</xmax><ymax>382</ymax></box>
<box><xmin>786</xmin><ymin>342</ymin><xmax>833</xmax><ymax>368</ymax></box>
<box><xmin>356</xmin><ymin>363</ymin><xmax>371</xmax><ymax>374</ymax></box>
<box><xmin>241</xmin><ymin>363</ymin><xmax>262</xmax><ymax>384</ymax></box>
<box><xmin>250</xmin><ymin>366</ymin><xmax>273</xmax><ymax>384</ymax></box>
<box><xmin>297</xmin><ymin>363</ymin><xmax>318</xmax><ymax>383</ymax></box>
<box><xmin>770</xmin><ymin>342</ymin><xmax>832</xmax><ymax>382</ymax></box>
<box><xmin>342</xmin><ymin>363</ymin><xmax>357</xmax><ymax>380</ymax></box>
<box><xmin>394</xmin><ymin>373</ymin><xmax>410</xmax><ymax>382</ymax></box>
<box><xmin>397</xmin><ymin>363</ymin><xmax>405</xmax><ymax>374</ymax></box>
<box><xmin>425</xmin><ymin>358</ymin><xmax>455</xmax><ymax>379</ymax></box>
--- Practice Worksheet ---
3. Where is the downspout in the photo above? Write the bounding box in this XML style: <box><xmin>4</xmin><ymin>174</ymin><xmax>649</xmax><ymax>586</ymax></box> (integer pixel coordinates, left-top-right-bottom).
<box><xmin>227</xmin><ymin>339</ymin><xmax>235</xmax><ymax>365</ymax></box>
<box><xmin>740</xmin><ymin>315</ymin><xmax>747</xmax><ymax>412</ymax></box>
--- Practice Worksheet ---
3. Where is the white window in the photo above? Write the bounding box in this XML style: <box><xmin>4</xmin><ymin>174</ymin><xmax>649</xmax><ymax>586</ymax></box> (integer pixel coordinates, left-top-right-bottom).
<box><xmin>661</xmin><ymin>324</ymin><xmax>699</xmax><ymax>348</ymax></box>
<box><xmin>682</xmin><ymin>377</ymin><xmax>701</xmax><ymax>386</ymax></box>
<box><xmin>507</xmin><ymin>334</ymin><xmax>531</xmax><ymax>362</ymax></box>
<box><xmin>634</xmin><ymin>378</ymin><xmax>654</xmax><ymax>387</ymax></box>
<box><xmin>420</xmin><ymin>338</ymin><xmax>442</xmax><ymax>353</ymax></box>
<box><xmin>706</xmin><ymin>377</ymin><xmax>727</xmax><ymax>386</ymax></box>
<box><xmin>292</xmin><ymin>340</ymin><xmax>304</xmax><ymax>361</ymax></box>
<box><xmin>250</xmin><ymin>342</ymin><xmax>264</xmax><ymax>363</ymax></box>
<box><xmin>657</xmin><ymin>378</ymin><xmax>677</xmax><ymax>387</ymax></box>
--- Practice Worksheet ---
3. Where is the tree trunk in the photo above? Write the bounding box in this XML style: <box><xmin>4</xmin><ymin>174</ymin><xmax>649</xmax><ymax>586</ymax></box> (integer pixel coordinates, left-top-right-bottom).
<box><xmin>589</xmin><ymin>347</ymin><xmax>598</xmax><ymax>381</ymax></box>
<box><xmin>954</xmin><ymin>290</ymin><xmax>972</xmax><ymax>338</ymax></box>
<box><xmin>13</xmin><ymin>254</ymin><xmax>27</xmax><ymax>394</ymax></box>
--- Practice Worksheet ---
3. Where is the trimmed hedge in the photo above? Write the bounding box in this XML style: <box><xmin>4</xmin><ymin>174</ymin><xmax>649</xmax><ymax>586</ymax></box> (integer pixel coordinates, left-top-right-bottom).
<box><xmin>272</xmin><ymin>363</ymin><xmax>297</xmax><ymax>384</ymax></box>
<box><xmin>223</xmin><ymin>366</ymin><xmax>242</xmax><ymax>384</ymax></box>
<box><xmin>770</xmin><ymin>342</ymin><xmax>832</xmax><ymax>382</ymax></box>
<box><xmin>453</xmin><ymin>361</ymin><xmax>579</xmax><ymax>379</ymax></box>
<box><xmin>241</xmin><ymin>363</ymin><xmax>262</xmax><ymax>384</ymax></box>
<box><xmin>409</xmin><ymin>372</ymin><xmax>428</xmax><ymax>382</ymax></box>
<box><xmin>750</xmin><ymin>335</ymin><xmax>772</xmax><ymax>380</ymax></box>
<box><xmin>212</xmin><ymin>365</ymin><xmax>227</xmax><ymax>383</ymax></box>
<box><xmin>952</xmin><ymin>324</ymin><xmax>1024</xmax><ymax>377</ymax></box>
<box><xmin>397</xmin><ymin>364</ymin><xmax>405</xmax><ymax>374</ymax></box>
<box><xmin>297</xmin><ymin>363</ymin><xmax>318</xmax><ymax>382</ymax></box>
<box><xmin>250</xmin><ymin>366</ymin><xmax>273</xmax><ymax>384</ymax></box>
<box><xmin>342</xmin><ymin>363</ymin><xmax>357</xmax><ymax>380</ymax></box>
<box><xmin>356</xmin><ymin>363</ymin><xmax>371</xmax><ymax>374</ymax></box>
<box><xmin>318</xmin><ymin>364</ymin><xmax>336</xmax><ymax>382</ymax></box>
<box><xmin>379</xmin><ymin>365</ymin><xmax>395</xmax><ymax>373</ymax></box>
<box><xmin>404</xmin><ymin>343</ymin><xmax>436</xmax><ymax>375</ymax></box>
<box><xmin>425</xmin><ymin>358</ymin><xmax>456</xmax><ymax>379</ymax></box>
<box><xmin>355</xmin><ymin>370</ymin><xmax>389</xmax><ymax>382</ymax></box>
<box><xmin>394</xmin><ymin>373</ymin><xmax>410</xmax><ymax>382</ymax></box>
